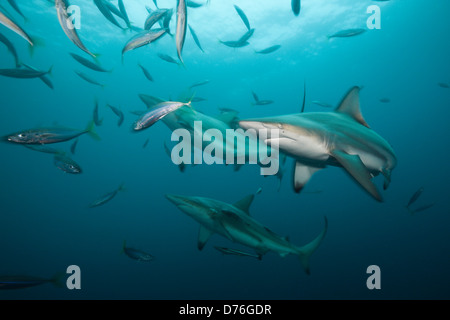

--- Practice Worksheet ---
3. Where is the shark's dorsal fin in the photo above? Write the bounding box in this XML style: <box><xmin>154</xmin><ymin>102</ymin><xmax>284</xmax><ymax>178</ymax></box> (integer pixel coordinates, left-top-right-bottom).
<box><xmin>198</xmin><ymin>226</ymin><xmax>213</xmax><ymax>251</ymax></box>
<box><xmin>233</xmin><ymin>194</ymin><xmax>255</xmax><ymax>215</ymax></box>
<box><xmin>335</xmin><ymin>86</ymin><xmax>370</xmax><ymax>128</ymax></box>
<box><xmin>216</xmin><ymin>111</ymin><xmax>239</xmax><ymax>127</ymax></box>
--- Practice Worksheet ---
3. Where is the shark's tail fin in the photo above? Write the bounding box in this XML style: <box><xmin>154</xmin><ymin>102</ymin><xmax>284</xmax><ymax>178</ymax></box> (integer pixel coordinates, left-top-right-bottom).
<box><xmin>296</xmin><ymin>217</ymin><xmax>328</xmax><ymax>275</ymax></box>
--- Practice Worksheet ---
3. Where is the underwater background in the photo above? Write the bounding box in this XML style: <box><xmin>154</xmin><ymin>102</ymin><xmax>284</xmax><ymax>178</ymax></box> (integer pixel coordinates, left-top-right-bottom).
<box><xmin>0</xmin><ymin>0</ymin><xmax>449</xmax><ymax>300</ymax></box>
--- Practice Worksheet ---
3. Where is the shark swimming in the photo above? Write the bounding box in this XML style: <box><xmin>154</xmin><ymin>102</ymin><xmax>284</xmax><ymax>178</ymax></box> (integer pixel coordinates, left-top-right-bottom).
<box><xmin>166</xmin><ymin>193</ymin><xmax>328</xmax><ymax>274</ymax></box>
<box><xmin>238</xmin><ymin>86</ymin><xmax>397</xmax><ymax>202</ymax></box>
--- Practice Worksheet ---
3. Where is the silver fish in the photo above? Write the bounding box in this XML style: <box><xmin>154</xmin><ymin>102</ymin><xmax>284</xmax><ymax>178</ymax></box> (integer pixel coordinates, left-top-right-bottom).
<box><xmin>122</xmin><ymin>28</ymin><xmax>166</xmax><ymax>56</ymax></box>
<box><xmin>133</xmin><ymin>101</ymin><xmax>191</xmax><ymax>131</ymax></box>
<box><xmin>219</xmin><ymin>40</ymin><xmax>249</xmax><ymax>48</ymax></box>
<box><xmin>255</xmin><ymin>45</ymin><xmax>281</xmax><ymax>54</ymax></box>
<box><xmin>157</xmin><ymin>53</ymin><xmax>180</xmax><ymax>65</ymax></box>
<box><xmin>0</xmin><ymin>8</ymin><xmax>32</xmax><ymax>45</ymax></box>
<box><xmin>176</xmin><ymin>0</ymin><xmax>187</xmax><ymax>64</ymax></box>
<box><xmin>234</xmin><ymin>5</ymin><xmax>250</xmax><ymax>30</ymax></box>
<box><xmin>54</xmin><ymin>154</ymin><xmax>82</xmax><ymax>174</ymax></box>
<box><xmin>93</xmin><ymin>99</ymin><xmax>103</xmax><ymax>126</ymax></box>
<box><xmin>189</xmin><ymin>79</ymin><xmax>209</xmax><ymax>89</ymax></box>
<box><xmin>328</xmin><ymin>28</ymin><xmax>366</xmax><ymax>39</ymax></box>
<box><xmin>70</xmin><ymin>53</ymin><xmax>110</xmax><ymax>73</ymax></box>
<box><xmin>138</xmin><ymin>63</ymin><xmax>154</xmax><ymax>82</ymax></box>
<box><xmin>188</xmin><ymin>24</ymin><xmax>203</xmax><ymax>52</ymax></box>
<box><xmin>93</xmin><ymin>0</ymin><xmax>126</xmax><ymax>30</ymax></box>
<box><xmin>75</xmin><ymin>71</ymin><xmax>104</xmax><ymax>87</ymax></box>
<box><xmin>0</xmin><ymin>66</ymin><xmax>52</xmax><ymax>78</ymax></box>
<box><xmin>55</xmin><ymin>0</ymin><xmax>95</xmax><ymax>57</ymax></box>
<box><xmin>89</xmin><ymin>183</ymin><xmax>125</xmax><ymax>208</ymax></box>
<box><xmin>237</xmin><ymin>28</ymin><xmax>255</xmax><ymax>43</ymax></box>
<box><xmin>0</xmin><ymin>274</ymin><xmax>64</xmax><ymax>290</ymax></box>
<box><xmin>122</xmin><ymin>241</ymin><xmax>154</xmax><ymax>262</ymax></box>
<box><xmin>7</xmin><ymin>0</ymin><xmax>27</xmax><ymax>21</ymax></box>
<box><xmin>406</xmin><ymin>187</ymin><xmax>424</xmax><ymax>209</ymax></box>
<box><xmin>144</xmin><ymin>9</ymin><xmax>169</xmax><ymax>30</ymax></box>
<box><xmin>118</xmin><ymin>0</ymin><xmax>131</xmax><ymax>28</ymax></box>
<box><xmin>411</xmin><ymin>203</ymin><xmax>435</xmax><ymax>214</ymax></box>
<box><xmin>214</xmin><ymin>246</ymin><xmax>262</xmax><ymax>260</ymax></box>
<box><xmin>5</xmin><ymin>121</ymin><xmax>99</xmax><ymax>145</ymax></box>
<box><xmin>107</xmin><ymin>104</ymin><xmax>124</xmax><ymax>127</ymax></box>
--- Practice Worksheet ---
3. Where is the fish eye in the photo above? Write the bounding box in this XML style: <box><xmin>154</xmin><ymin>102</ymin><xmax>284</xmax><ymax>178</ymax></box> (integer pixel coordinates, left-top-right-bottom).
<box><xmin>18</xmin><ymin>133</ymin><xmax>25</xmax><ymax>138</ymax></box>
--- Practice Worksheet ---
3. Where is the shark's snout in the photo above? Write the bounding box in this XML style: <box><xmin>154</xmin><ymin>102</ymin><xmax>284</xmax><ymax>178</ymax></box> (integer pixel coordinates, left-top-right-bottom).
<box><xmin>165</xmin><ymin>194</ymin><xmax>198</xmax><ymax>207</ymax></box>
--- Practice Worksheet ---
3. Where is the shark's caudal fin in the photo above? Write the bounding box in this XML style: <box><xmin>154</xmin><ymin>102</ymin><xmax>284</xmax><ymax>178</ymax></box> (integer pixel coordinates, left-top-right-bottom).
<box><xmin>293</xmin><ymin>161</ymin><xmax>323</xmax><ymax>193</ymax></box>
<box><xmin>331</xmin><ymin>149</ymin><xmax>382</xmax><ymax>202</ymax></box>
<box><xmin>335</xmin><ymin>86</ymin><xmax>370</xmax><ymax>128</ymax></box>
<box><xmin>297</xmin><ymin>217</ymin><xmax>328</xmax><ymax>275</ymax></box>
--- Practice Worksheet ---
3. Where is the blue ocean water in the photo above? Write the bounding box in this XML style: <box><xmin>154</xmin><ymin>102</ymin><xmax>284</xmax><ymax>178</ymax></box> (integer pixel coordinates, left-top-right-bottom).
<box><xmin>0</xmin><ymin>0</ymin><xmax>449</xmax><ymax>300</ymax></box>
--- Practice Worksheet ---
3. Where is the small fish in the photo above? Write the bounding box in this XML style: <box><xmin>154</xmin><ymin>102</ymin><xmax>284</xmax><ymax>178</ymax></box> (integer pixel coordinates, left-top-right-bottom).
<box><xmin>234</xmin><ymin>5</ymin><xmax>250</xmax><ymax>30</ymax></box>
<box><xmin>0</xmin><ymin>8</ymin><xmax>32</xmax><ymax>45</ymax></box>
<box><xmin>133</xmin><ymin>101</ymin><xmax>191</xmax><ymax>131</ymax></box>
<box><xmin>0</xmin><ymin>31</ymin><xmax>19</xmax><ymax>67</ymax></box>
<box><xmin>4</xmin><ymin>121</ymin><xmax>99</xmax><ymax>145</ymax></box>
<box><xmin>161</xmin><ymin>8</ymin><xmax>173</xmax><ymax>35</ymax></box>
<box><xmin>54</xmin><ymin>154</ymin><xmax>82</xmax><ymax>174</ymax></box>
<box><xmin>406</xmin><ymin>187</ymin><xmax>424</xmax><ymax>209</ymax></box>
<box><xmin>157</xmin><ymin>53</ymin><xmax>181</xmax><ymax>65</ymax></box>
<box><xmin>93</xmin><ymin>0</ymin><xmax>126</xmax><ymax>30</ymax></box>
<box><xmin>144</xmin><ymin>9</ymin><xmax>169</xmax><ymax>30</ymax></box>
<box><xmin>176</xmin><ymin>0</ymin><xmax>187</xmax><ymax>64</ymax></box>
<box><xmin>291</xmin><ymin>0</ymin><xmax>301</xmax><ymax>16</ymax></box>
<box><xmin>411</xmin><ymin>203</ymin><xmax>435</xmax><ymax>214</ymax></box>
<box><xmin>188</xmin><ymin>24</ymin><xmax>203</xmax><ymax>52</ymax></box>
<box><xmin>219</xmin><ymin>40</ymin><xmax>249</xmax><ymax>48</ymax></box>
<box><xmin>70</xmin><ymin>139</ymin><xmax>78</xmax><ymax>154</ymax></box>
<box><xmin>118</xmin><ymin>0</ymin><xmax>131</xmax><ymax>28</ymax></box>
<box><xmin>214</xmin><ymin>246</ymin><xmax>261</xmax><ymax>260</ymax></box>
<box><xmin>122</xmin><ymin>241</ymin><xmax>154</xmax><ymax>262</ymax></box>
<box><xmin>70</xmin><ymin>53</ymin><xmax>110</xmax><ymax>73</ymax></box>
<box><xmin>237</xmin><ymin>28</ymin><xmax>255</xmax><ymax>43</ymax></box>
<box><xmin>89</xmin><ymin>183</ymin><xmax>126</xmax><ymax>208</ymax></box>
<box><xmin>93</xmin><ymin>99</ymin><xmax>103</xmax><ymax>126</ymax></box>
<box><xmin>21</xmin><ymin>63</ymin><xmax>54</xmax><ymax>89</ymax></box>
<box><xmin>189</xmin><ymin>79</ymin><xmax>209</xmax><ymax>89</ymax></box>
<box><xmin>251</xmin><ymin>91</ymin><xmax>273</xmax><ymax>105</ymax></box>
<box><xmin>75</xmin><ymin>71</ymin><xmax>105</xmax><ymax>88</ymax></box>
<box><xmin>107</xmin><ymin>104</ymin><xmax>124</xmax><ymax>127</ymax></box>
<box><xmin>312</xmin><ymin>100</ymin><xmax>333</xmax><ymax>108</ymax></box>
<box><xmin>7</xmin><ymin>0</ymin><xmax>27</xmax><ymax>21</ymax></box>
<box><xmin>438</xmin><ymin>82</ymin><xmax>449</xmax><ymax>89</ymax></box>
<box><xmin>122</xmin><ymin>28</ymin><xmax>166</xmax><ymax>56</ymax></box>
<box><xmin>379</xmin><ymin>98</ymin><xmax>390</xmax><ymax>103</ymax></box>
<box><xmin>255</xmin><ymin>45</ymin><xmax>281</xmax><ymax>54</ymax></box>
<box><xmin>186</xmin><ymin>0</ymin><xmax>204</xmax><ymax>8</ymax></box>
<box><xmin>191</xmin><ymin>97</ymin><xmax>206</xmax><ymax>102</ymax></box>
<box><xmin>142</xmin><ymin>138</ymin><xmax>149</xmax><ymax>149</ymax></box>
<box><xmin>0</xmin><ymin>274</ymin><xmax>64</xmax><ymax>290</ymax></box>
<box><xmin>255</xmin><ymin>187</ymin><xmax>262</xmax><ymax>195</ymax></box>
<box><xmin>328</xmin><ymin>28</ymin><xmax>366</xmax><ymax>39</ymax></box>
<box><xmin>0</xmin><ymin>66</ymin><xmax>52</xmax><ymax>79</ymax></box>
<box><xmin>55</xmin><ymin>0</ymin><xmax>95</xmax><ymax>58</ymax></box>
<box><xmin>138</xmin><ymin>63</ymin><xmax>154</xmax><ymax>82</ymax></box>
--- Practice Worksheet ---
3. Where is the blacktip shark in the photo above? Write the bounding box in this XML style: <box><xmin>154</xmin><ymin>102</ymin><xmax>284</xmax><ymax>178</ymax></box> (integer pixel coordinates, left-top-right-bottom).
<box><xmin>166</xmin><ymin>193</ymin><xmax>328</xmax><ymax>274</ymax></box>
<box><xmin>239</xmin><ymin>86</ymin><xmax>397</xmax><ymax>202</ymax></box>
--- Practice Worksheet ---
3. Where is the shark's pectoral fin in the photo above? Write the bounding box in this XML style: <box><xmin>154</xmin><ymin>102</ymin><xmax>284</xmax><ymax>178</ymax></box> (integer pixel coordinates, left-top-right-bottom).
<box><xmin>382</xmin><ymin>168</ymin><xmax>392</xmax><ymax>190</ymax></box>
<box><xmin>198</xmin><ymin>226</ymin><xmax>213</xmax><ymax>251</ymax></box>
<box><xmin>293</xmin><ymin>162</ymin><xmax>323</xmax><ymax>193</ymax></box>
<box><xmin>331</xmin><ymin>149</ymin><xmax>382</xmax><ymax>202</ymax></box>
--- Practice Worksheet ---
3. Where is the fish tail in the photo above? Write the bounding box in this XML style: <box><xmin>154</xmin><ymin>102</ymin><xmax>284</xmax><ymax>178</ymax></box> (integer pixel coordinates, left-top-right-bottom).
<box><xmin>47</xmin><ymin>65</ymin><xmax>54</xmax><ymax>77</ymax></box>
<box><xmin>296</xmin><ymin>217</ymin><xmax>328</xmax><ymax>275</ymax></box>
<box><xmin>27</xmin><ymin>35</ymin><xmax>45</xmax><ymax>57</ymax></box>
<box><xmin>405</xmin><ymin>205</ymin><xmax>414</xmax><ymax>215</ymax></box>
<box><xmin>121</xmin><ymin>240</ymin><xmax>126</xmax><ymax>254</ymax></box>
<box><xmin>117</xmin><ymin>182</ymin><xmax>126</xmax><ymax>192</ymax></box>
<box><xmin>50</xmin><ymin>272</ymin><xmax>66</xmax><ymax>288</ymax></box>
<box><xmin>85</xmin><ymin>120</ymin><xmax>101</xmax><ymax>141</ymax></box>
